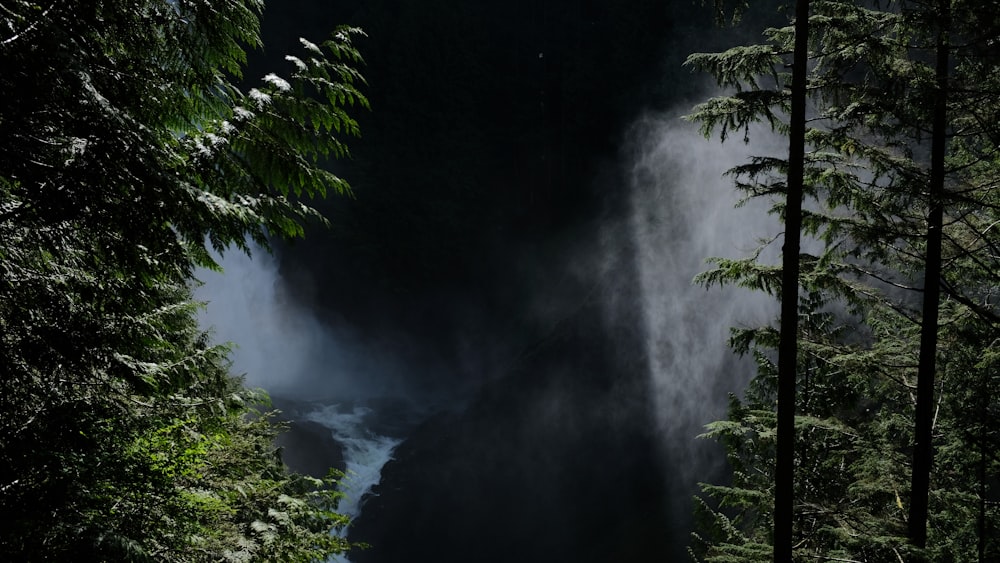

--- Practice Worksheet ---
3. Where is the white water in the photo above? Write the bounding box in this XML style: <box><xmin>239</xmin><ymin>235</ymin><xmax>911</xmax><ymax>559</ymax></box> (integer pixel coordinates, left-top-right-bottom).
<box><xmin>304</xmin><ymin>404</ymin><xmax>402</xmax><ymax>524</ymax></box>
<box><xmin>303</xmin><ymin>404</ymin><xmax>401</xmax><ymax>563</ymax></box>
<box><xmin>193</xmin><ymin>245</ymin><xmax>406</xmax><ymax>562</ymax></box>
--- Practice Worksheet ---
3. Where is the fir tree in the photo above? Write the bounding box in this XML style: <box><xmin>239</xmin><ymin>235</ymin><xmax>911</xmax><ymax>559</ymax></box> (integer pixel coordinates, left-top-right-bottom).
<box><xmin>1</xmin><ymin>1</ymin><xmax>368</xmax><ymax>559</ymax></box>
<box><xmin>685</xmin><ymin>0</ymin><xmax>1000</xmax><ymax>559</ymax></box>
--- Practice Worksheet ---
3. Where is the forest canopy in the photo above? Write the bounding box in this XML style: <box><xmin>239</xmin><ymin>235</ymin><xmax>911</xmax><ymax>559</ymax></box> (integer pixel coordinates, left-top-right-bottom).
<box><xmin>0</xmin><ymin>1</ymin><xmax>367</xmax><ymax>560</ymax></box>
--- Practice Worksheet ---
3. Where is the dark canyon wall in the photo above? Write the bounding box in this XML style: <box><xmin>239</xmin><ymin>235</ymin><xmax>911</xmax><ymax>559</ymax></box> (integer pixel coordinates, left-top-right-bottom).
<box><xmin>237</xmin><ymin>1</ymin><xmax>777</xmax><ymax>561</ymax></box>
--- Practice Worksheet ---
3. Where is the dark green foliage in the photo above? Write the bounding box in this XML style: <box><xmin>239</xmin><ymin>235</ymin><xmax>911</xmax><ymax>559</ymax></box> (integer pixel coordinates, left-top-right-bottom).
<box><xmin>1</xmin><ymin>1</ymin><xmax>366</xmax><ymax>560</ymax></box>
<box><xmin>686</xmin><ymin>0</ymin><xmax>1000</xmax><ymax>560</ymax></box>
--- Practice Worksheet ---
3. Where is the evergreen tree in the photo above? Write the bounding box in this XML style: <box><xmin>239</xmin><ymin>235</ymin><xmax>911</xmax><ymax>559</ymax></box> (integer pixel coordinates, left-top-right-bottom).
<box><xmin>1</xmin><ymin>1</ymin><xmax>368</xmax><ymax>559</ymax></box>
<box><xmin>685</xmin><ymin>0</ymin><xmax>1000</xmax><ymax>559</ymax></box>
<box><xmin>909</xmin><ymin>0</ymin><xmax>950</xmax><ymax>551</ymax></box>
<box><xmin>773</xmin><ymin>0</ymin><xmax>809</xmax><ymax>559</ymax></box>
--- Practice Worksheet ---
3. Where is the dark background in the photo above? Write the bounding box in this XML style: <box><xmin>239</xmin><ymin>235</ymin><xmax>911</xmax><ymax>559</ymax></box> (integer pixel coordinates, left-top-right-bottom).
<box><xmin>245</xmin><ymin>1</ymin><xmax>773</xmax><ymax>561</ymax></box>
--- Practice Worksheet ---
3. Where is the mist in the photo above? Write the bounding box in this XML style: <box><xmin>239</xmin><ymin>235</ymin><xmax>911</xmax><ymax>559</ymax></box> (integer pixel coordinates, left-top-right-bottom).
<box><xmin>188</xmin><ymin>3</ymin><xmax>799</xmax><ymax>558</ymax></box>
<box><xmin>619</xmin><ymin>109</ymin><xmax>784</xmax><ymax>491</ymax></box>
<box><xmin>191</xmin><ymin>104</ymin><xmax>794</xmax><ymax>562</ymax></box>
<box><xmin>194</xmin><ymin>247</ymin><xmax>422</xmax><ymax>563</ymax></box>
<box><xmin>193</xmin><ymin>247</ymin><xmax>418</xmax><ymax>406</ymax></box>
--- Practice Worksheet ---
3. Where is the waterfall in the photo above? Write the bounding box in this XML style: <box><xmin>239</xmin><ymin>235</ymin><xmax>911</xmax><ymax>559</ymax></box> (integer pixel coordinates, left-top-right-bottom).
<box><xmin>303</xmin><ymin>404</ymin><xmax>402</xmax><ymax>563</ymax></box>
<box><xmin>623</xmin><ymin>112</ymin><xmax>781</xmax><ymax>490</ymax></box>
<box><xmin>193</xmin><ymin>244</ymin><xmax>410</xmax><ymax>562</ymax></box>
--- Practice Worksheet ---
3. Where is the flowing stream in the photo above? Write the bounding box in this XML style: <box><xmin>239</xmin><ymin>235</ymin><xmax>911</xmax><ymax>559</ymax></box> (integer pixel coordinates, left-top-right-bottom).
<box><xmin>194</xmin><ymin>246</ymin><xmax>411</xmax><ymax>560</ymax></box>
<box><xmin>302</xmin><ymin>404</ymin><xmax>401</xmax><ymax>563</ymax></box>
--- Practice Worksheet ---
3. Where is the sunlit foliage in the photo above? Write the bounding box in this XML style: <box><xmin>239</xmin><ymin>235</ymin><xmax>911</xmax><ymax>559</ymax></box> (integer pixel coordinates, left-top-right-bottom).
<box><xmin>0</xmin><ymin>1</ymin><xmax>366</xmax><ymax>560</ymax></box>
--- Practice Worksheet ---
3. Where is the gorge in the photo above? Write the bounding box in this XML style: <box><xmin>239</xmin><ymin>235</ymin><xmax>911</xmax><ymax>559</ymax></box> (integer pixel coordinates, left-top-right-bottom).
<box><xmin>195</xmin><ymin>1</ymin><xmax>782</xmax><ymax>560</ymax></box>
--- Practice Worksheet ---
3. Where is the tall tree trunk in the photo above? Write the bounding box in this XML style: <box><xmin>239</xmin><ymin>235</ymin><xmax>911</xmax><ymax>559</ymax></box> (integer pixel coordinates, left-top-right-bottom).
<box><xmin>774</xmin><ymin>0</ymin><xmax>809</xmax><ymax>560</ymax></box>
<box><xmin>978</xmin><ymin>416</ymin><xmax>987</xmax><ymax>562</ymax></box>
<box><xmin>908</xmin><ymin>0</ymin><xmax>949</xmax><ymax>553</ymax></box>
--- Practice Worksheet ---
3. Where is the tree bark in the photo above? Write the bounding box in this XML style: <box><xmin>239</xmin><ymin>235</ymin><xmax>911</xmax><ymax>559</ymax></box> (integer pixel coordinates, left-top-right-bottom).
<box><xmin>774</xmin><ymin>0</ymin><xmax>809</xmax><ymax>560</ymax></box>
<box><xmin>908</xmin><ymin>0</ymin><xmax>949</xmax><ymax>554</ymax></box>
